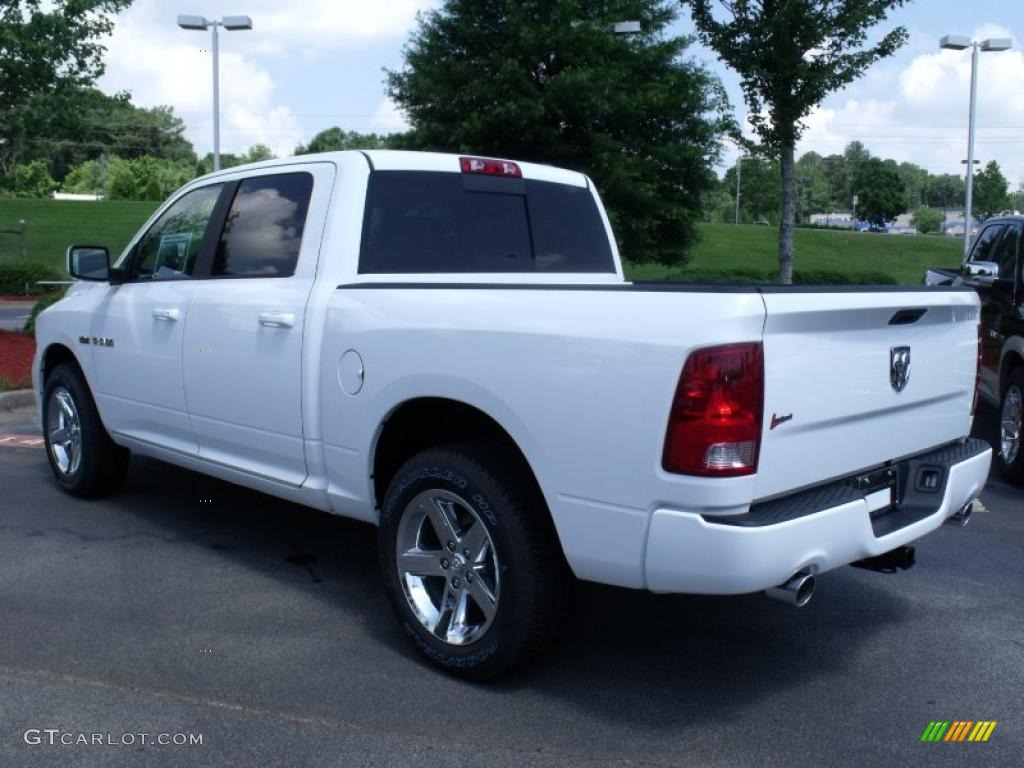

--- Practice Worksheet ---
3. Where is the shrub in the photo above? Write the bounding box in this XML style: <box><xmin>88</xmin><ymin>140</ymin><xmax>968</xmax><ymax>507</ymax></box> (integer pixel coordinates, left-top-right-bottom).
<box><xmin>0</xmin><ymin>263</ymin><xmax>63</xmax><ymax>295</ymax></box>
<box><xmin>12</xmin><ymin>160</ymin><xmax>58</xmax><ymax>198</ymax></box>
<box><xmin>910</xmin><ymin>206</ymin><xmax>944</xmax><ymax>235</ymax></box>
<box><xmin>23</xmin><ymin>290</ymin><xmax>67</xmax><ymax>336</ymax></box>
<box><xmin>632</xmin><ymin>266</ymin><xmax>898</xmax><ymax>285</ymax></box>
<box><xmin>792</xmin><ymin>268</ymin><xmax>897</xmax><ymax>285</ymax></box>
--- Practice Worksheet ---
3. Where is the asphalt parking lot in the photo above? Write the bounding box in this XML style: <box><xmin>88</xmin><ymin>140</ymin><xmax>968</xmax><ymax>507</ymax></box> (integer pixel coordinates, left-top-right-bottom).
<box><xmin>0</xmin><ymin>402</ymin><xmax>1021</xmax><ymax>768</ymax></box>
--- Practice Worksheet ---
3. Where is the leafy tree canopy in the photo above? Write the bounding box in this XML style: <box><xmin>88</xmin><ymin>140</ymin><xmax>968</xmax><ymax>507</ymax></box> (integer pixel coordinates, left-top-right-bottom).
<box><xmin>972</xmin><ymin>160</ymin><xmax>1010</xmax><ymax>220</ymax></box>
<box><xmin>11</xmin><ymin>159</ymin><xmax>57</xmax><ymax>197</ymax></box>
<box><xmin>0</xmin><ymin>0</ymin><xmax>131</xmax><ymax>111</ymax></box>
<box><xmin>2</xmin><ymin>87</ymin><xmax>194</xmax><ymax>178</ymax></box>
<box><xmin>294</xmin><ymin>127</ymin><xmax>391</xmax><ymax>154</ymax></box>
<box><xmin>388</xmin><ymin>0</ymin><xmax>732</xmax><ymax>266</ymax></box>
<box><xmin>853</xmin><ymin>156</ymin><xmax>905</xmax><ymax>225</ymax></box>
<box><xmin>723</xmin><ymin>155</ymin><xmax>781</xmax><ymax>224</ymax></box>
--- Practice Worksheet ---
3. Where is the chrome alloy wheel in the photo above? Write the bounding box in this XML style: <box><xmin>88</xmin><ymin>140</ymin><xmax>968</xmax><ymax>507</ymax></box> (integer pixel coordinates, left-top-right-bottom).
<box><xmin>47</xmin><ymin>387</ymin><xmax>83</xmax><ymax>476</ymax></box>
<box><xmin>395</xmin><ymin>488</ymin><xmax>500</xmax><ymax>646</ymax></box>
<box><xmin>1002</xmin><ymin>385</ymin><xmax>1023</xmax><ymax>466</ymax></box>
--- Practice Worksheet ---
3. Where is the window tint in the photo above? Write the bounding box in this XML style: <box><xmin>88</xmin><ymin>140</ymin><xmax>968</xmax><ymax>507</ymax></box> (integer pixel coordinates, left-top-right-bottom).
<box><xmin>993</xmin><ymin>224</ymin><xmax>1020</xmax><ymax>282</ymax></box>
<box><xmin>359</xmin><ymin>171</ymin><xmax>615</xmax><ymax>274</ymax></box>
<box><xmin>213</xmin><ymin>172</ymin><xmax>313</xmax><ymax>278</ymax></box>
<box><xmin>132</xmin><ymin>185</ymin><xmax>223</xmax><ymax>281</ymax></box>
<box><xmin>968</xmin><ymin>224</ymin><xmax>1006</xmax><ymax>265</ymax></box>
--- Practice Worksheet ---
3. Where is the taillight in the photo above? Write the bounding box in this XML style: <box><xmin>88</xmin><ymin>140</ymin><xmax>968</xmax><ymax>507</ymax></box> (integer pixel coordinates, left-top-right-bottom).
<box><xmin>972</xmin><ymin>322</ymin><xmax>982</xmax><ymax>416</ymax></box>
<box><xmin>662</xmin><ymin>342</ymin><xmax>764</xmax><ymax>477</ymax></box>
<box><xmin>459</xmin><ymin>156</ymin><xmax>522</xmax><ymax>178</ymax></box>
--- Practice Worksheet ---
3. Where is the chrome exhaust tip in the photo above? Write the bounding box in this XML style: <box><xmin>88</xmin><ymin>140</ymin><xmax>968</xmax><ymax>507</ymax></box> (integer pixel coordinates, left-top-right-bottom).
<box><xmin>946</xmin><ymin>501</ymin><xmax>973</xmax><ymax>528</ymax></box>
<box><xmin>765</xmin><ymin>572</ymin><xmax>815</xmax><ymax>607</ymax></box>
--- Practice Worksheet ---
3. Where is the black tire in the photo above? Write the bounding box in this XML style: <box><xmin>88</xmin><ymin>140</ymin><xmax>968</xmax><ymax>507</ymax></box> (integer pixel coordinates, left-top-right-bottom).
<box><xmin>378</xmin><ymin>443</ymin><xmax>568</xmax><ymax>679</ymax></box>
<box><xmin>997</xmin><ymin>367</ymin><xmax>1024</xmax><ymax>486</ymax></box>
<box><xmin>42</xmin><ymin>362</ymin><xmax>129</xmax><ymax>497</ymax></box>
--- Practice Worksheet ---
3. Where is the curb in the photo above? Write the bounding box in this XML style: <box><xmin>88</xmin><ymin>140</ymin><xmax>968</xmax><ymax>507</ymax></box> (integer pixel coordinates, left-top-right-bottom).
<box><xmin>0</xmin><ymin>389</ymin><xmax>35</xmax><ymax>411</ymax></box>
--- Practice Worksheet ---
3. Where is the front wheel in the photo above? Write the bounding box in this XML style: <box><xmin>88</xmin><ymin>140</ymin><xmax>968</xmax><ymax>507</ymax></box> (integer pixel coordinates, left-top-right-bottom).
<box><xmin>998</xmin><ymin>368</ymin><xmax>1024</xmax><ymax>485</ymax></box>
<box><xmin>378</xmin><ymin>444</ymin><xmax>567</xmax><ymax>679</ymax></box>
<box><xmin>42</xmin><ymin>363</ymin><xmax>129</xmax><ymax>497</ymax></box>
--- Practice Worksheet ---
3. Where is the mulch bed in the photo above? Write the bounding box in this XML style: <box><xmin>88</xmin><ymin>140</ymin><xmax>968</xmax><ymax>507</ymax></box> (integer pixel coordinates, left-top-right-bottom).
<box><xmin>0</xmin><ymin>330</ymin><xmax>35</xmax><ymax>390</ymax></box>
<box><xmin>0</xmin><ymin>295</ymin><xmax>43</xmax><ymax>302</ymax></box>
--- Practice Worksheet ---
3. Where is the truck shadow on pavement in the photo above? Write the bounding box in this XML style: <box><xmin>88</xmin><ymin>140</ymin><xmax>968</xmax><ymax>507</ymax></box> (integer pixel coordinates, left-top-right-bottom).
<box><xmin>103</xmin><ymin>449</ymin><xmax>910</xmax><ymax>728</ymax></box>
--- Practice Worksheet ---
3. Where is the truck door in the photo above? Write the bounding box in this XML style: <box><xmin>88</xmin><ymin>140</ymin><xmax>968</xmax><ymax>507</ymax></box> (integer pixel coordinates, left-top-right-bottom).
<box><xmin>964</xmin><ymin>222</ymin><xmax>1018</xmax><ymax>400</ymax></box>
<box><xmin>90</xmin><ymin>183</ymin><xmax>226</xmax><ymax>453</ymax></box>
<box><xmin>181</xmin><ymin>164</ymin><xmax>334</xmax><ymax>486</ymax></box>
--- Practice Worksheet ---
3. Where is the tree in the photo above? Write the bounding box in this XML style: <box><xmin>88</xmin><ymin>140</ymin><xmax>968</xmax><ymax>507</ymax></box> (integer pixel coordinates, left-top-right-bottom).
<box><xmin>106</xmin><ymin>161</ymin><xmax>137</xmax><ymax>199</ymax></box>
<box><xmin>819</xmin><ymin>153</ymin><xmax>848</xmax><ymax>210</ymax></box>
<box><xmin>723</xmin><ymin>155</ymin><xmax>781</xmax><ymax>223</ymax></box>
<box><xmin>925</xmin><ymin>173</ymin><xmax>964</xmax><ymax>217</ymax></box>
<box><xmin>2</xmin><ymin>87</ymin><xmax>194</xmax><ymax>180</ymax></box>
<box><xmin>896</xmin><ymin>161</ymin><xmax>929</xmax><ymax>211</ymax></box>
<box><xmin>241</xmin><ymin>144</ymin><xmax>275</xmax><ymax>163</ymax></box>
<box><xmin>972</xmin><ymin>160</ymin><xmax>1010</xmax><ymax>220</ymax></box>
<box><xmin>853</xmin><ymin>157</ymin><xmax>904</xmax><ymax>226</ymax></box>
<box><xmin>1</xmin><ymin>1</ymin><xmax>133</xmax><ymax>172</ymax></box>
<box><xmin>387</xmin><ymin>0</ymin><xmax>732</xmax><ymax>266</ymax></box>
<box><xmin>685</xmin><ymin>0</ymin><xmax>908</xmax><ymax>282</ymax></box>
<box><xmin>1010</xmin><ymin>182</ymin><xmax>1024</xmax><ymax>214</ymax></box>
<box><xmin>1</xmin><ymin>0</ymin><xmax>130</xmax><ymax>108</ymax></box>
<box><xmin>795</xmin><ymin>151</ymin><xmax>833</xmax><ymax>221</ymax></box>
<box><xmin>910</xmin><ymin>206</ymin><xmax>943</xmax><ymax>235</ymax></box>
<box><xmin>294</xmin><ymin>127</ymin><xmax>390</xmax><ymax>154</ymax></box>
<box><xmin>11</xmin><ymin>159</ymin><xmax>57</xmax><ymax>197</ymax></box>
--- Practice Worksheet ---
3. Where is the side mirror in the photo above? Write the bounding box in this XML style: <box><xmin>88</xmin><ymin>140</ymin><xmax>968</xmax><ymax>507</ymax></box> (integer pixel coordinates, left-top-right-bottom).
<box><xmin>67</xmin><ymin>245</ymin><xmax>111</xmax><ymax>281</ymax></box>
<box><xmin>964</xmin><ymin>260</ymin><xmax>999</xmax><ymax>280</ymax></box>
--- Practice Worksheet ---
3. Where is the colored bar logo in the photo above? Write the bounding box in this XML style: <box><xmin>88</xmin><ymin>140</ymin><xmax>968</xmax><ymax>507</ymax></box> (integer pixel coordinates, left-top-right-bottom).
<box><xmin>921</xmin><ymin>721</ymin><xmax>997</xmax><ymax>742</ymax></box>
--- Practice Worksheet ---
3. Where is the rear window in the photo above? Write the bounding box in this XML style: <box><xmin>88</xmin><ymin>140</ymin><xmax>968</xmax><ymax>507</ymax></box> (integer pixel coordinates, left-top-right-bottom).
<box><xmin>358</xmin><ymin>171</ymin><xmax>615</xmax><ymax>274</ymax></box>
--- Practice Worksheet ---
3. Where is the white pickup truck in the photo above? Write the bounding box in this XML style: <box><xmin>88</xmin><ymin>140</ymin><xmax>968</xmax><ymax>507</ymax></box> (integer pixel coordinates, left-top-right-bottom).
<box><xmin>34</xmin><ymin>150</ymin><xmax>991</xmax><ymax>678</ymax></box>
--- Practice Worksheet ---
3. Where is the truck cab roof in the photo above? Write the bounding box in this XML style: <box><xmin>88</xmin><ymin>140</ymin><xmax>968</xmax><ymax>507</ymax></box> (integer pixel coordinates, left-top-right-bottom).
<box><xmin>196</xmin><ymin>149</ymin><xmax>591</xmax><ymax>190</ymax></box>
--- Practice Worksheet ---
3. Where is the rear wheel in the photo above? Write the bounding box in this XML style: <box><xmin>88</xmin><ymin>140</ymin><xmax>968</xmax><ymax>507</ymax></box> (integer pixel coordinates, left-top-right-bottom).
<box><xmin>998</xmin><ymin>367</ymin><xmax>1024</xmax><ymax>486</ymax></box>
<box><xmin>42</xmin><ymin>363</ymin><xmax>129</xmax><ymax>497</ymax></box>
<box><xmin>378</xmin><ymin>444</ymin><xmax>567</xmax><ymax>679</ymax></box>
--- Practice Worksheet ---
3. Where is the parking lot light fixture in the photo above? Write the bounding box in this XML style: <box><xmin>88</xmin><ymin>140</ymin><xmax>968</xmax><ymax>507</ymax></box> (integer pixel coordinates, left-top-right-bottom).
<box><xmin>177</xmin><ymin>13</ymin><xmax>253</xmax><ymax>172</ymax></box>
<box><xmin>940</xmin><ymin>34</ymin><xmax>1013</xmax><ymax>260</ymax></box>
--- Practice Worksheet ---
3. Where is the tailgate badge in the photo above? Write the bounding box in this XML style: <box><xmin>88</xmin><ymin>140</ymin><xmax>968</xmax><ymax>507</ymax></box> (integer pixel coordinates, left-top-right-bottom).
<box><xmin>770</xmin><ymin>413</ymin><xmax>793</xmax><ymax>430</ymax></box>
<box><xmin>890</xmin><ymin>346</ymin><xmax>911</xmax><ymax>392</ymax></box>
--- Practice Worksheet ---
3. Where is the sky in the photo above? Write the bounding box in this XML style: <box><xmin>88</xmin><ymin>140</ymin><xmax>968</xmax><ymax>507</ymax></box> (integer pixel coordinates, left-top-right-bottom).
<box><xmin>97</xmin><ymin>1</ymin><xmax>1024</xmax><ymax>186</ymax></box>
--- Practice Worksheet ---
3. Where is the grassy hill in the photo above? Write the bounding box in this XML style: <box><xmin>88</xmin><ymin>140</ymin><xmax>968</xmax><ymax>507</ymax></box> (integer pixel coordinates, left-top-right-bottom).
<box><xmin>0</xmin><ymin>200</ymin><xmax>962</xmax><ymax>284</ymax></box>
<box><xmin>0</xmin><ymin>199</ymin><xmax>159</xmax><ymax>269</ymax></box>
<box><xmin>627</xmin><ymin>223</ymin><xmax>962</xmax><ymax>285</ymax></box>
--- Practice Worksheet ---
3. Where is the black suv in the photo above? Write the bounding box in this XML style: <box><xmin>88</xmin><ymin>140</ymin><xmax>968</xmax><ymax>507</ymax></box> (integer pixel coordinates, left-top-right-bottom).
<box><xmin>927</xmin><ymin>216</ymin><xmax>1024</xmax><ymax>484</ymax></box>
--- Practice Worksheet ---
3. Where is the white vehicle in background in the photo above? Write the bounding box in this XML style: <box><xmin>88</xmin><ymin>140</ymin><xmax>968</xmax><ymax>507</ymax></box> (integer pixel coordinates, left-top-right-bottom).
<box><xmin>33</xmin><ymin>150</ymin><xmax>991</xmax><ymax>678</ymax></box>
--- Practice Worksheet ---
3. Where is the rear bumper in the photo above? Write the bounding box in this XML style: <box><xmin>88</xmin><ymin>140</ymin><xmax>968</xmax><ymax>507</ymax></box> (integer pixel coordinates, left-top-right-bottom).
<box><xmin>644</xmin><ymin>440</ymin><xmax>992</xmax><ymax>594</ymax></box>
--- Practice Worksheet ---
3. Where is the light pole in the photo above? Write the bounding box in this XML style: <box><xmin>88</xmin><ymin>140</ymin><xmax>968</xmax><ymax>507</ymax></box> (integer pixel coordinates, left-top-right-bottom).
<box><xmin>177</xmin><ymin>14</ymin><xmax>253</xmax><ymax>172</ymax></box>
<box><xmin>940</xmin><ymin>34</ymin><xmax>1012</xmax><ymax>261</ymax></box>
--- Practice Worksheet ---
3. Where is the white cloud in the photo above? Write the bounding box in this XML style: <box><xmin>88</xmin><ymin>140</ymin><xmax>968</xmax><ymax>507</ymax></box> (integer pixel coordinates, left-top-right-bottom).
<box><xmin>369</xmin><ymin>99</ymin><xmax>410</xmax><ymax>133</ymax></box>
<box><xmin>96</xmin><ymin>1</ymin><xmax>435</xmax><ymax>158</ymax></box>
<box><xmin>794</xmin><ymin>24</ymin><xmax>1024</xmax><ymax>185</ymax></box>
<box><xmin>259</xmin><ymin>0</ymin><xmax>436</xmax><ymax>48</ymax></box>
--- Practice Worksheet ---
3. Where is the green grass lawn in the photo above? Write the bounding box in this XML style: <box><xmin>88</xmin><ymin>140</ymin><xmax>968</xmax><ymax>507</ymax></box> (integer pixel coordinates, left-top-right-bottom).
<box><xmin>627</xmin><ymin>223</ymin><xmax>963</xmax><ymax>285</ymax></box>
<box><xmin>0</xmin><ymin>200</ymin><xmax>963</xmax><ymax>285</ymax></box>
<box><xmin>0</xmin><ymin>199</ymin><xmax>160</xmax><ymax>270</ymax></box>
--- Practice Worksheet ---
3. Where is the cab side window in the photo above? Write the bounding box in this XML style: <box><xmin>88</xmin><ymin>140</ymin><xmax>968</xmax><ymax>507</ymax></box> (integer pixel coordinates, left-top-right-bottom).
<box><xmin>131</xmin><ymin>185</ymin><xmax>224</xmax><ymax>281</ymax></box>
<box><xmin>211</xmin><ymin>172</ymin><xmax>313</xmax><ymax>278</ymax></box>
<box><xmin>993</xmin><ymin>223</ymin><xmax>1020</xmax><ymax>284</ymax></box>
<box><xmin>968</xmin><ymin>224</ymin><xmax>1006</xmax><ymax>266</ymax></box>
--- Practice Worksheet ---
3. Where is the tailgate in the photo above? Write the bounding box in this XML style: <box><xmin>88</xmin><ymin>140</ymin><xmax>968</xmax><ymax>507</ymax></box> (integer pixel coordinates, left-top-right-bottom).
<box><xmin>755</xmin><ymin>289</ymin><xmax>980</xmax><ymax>500</ymax></box>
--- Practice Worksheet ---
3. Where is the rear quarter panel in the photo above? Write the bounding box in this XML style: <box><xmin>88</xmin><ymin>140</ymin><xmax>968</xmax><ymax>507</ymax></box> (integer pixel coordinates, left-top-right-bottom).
<box><xmin>317</xmin><ymin>286</ymin><xmax>765</xmax><ymax>588</ymax></box>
